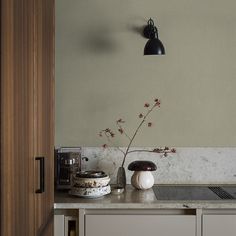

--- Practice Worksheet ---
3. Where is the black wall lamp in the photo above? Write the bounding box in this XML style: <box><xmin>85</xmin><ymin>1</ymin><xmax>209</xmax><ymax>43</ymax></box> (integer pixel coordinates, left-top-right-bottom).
<box><xmin>143</xmin><ymin>18</ymin><xmax>165</xmax><ymax>55</ymax></box>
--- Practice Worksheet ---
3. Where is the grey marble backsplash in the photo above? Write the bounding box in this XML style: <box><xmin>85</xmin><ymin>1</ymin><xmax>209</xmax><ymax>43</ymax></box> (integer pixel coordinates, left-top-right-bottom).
<box><xmin>80</xmin><ymin>147</ymin><xmax>236</xmax><ymax>185</ymax></box>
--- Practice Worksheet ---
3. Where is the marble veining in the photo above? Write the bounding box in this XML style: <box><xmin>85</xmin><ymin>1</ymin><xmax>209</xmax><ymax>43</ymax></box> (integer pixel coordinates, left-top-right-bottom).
<box><xmin>80</xmin><ymin>147</ymin><xmax>236</xmax><ymax>184</ymax></box>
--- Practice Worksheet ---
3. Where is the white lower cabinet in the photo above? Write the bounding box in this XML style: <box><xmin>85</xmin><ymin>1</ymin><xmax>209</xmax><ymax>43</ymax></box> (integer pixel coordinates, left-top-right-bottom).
<box><xmin>54</xmin><ymin>215</ymin><xmax>65</xmax><ymax>236</ymax></box>
<box><xmin>85</xmin><ymin>215</ymin><xmax>196</xmax><ymax>236</ymax></box>
<box><xmin>203</xmin><ymin>215</ymin><xmax>236</xmax><ymax>236</ymax></box>
<box><xmin>54</xmin><ymin>210</ymin><xmax>79</xmax><ymax>236</ymax></box>
<box><xmin>54</xmin><ymin>209</ymin><xmax>236</xmax><ymax>236</ymax></box>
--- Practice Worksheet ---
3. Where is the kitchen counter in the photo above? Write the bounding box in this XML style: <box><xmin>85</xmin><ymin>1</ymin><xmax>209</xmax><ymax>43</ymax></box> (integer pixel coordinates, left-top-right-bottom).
<box><xmin>54</xmin><ymin>185</ymin><xmax>236</xmax><ymax>209</ymax></box>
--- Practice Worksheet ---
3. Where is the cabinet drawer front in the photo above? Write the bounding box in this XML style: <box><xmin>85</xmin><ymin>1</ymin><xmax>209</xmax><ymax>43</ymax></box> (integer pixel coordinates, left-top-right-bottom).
<box><xmin>203</xmin><ymin>215</ymin><xmax>236</xmax><ymax>236</ymax></box>
<box><xmin>85</xmin><ymin>215</ymin><xmax>196</xmax><ymax>236</ymax></box>
<box><xmin>54</xmin><ymin>215</ymin><xmax>64</xmax><ymax>236</ymax></box>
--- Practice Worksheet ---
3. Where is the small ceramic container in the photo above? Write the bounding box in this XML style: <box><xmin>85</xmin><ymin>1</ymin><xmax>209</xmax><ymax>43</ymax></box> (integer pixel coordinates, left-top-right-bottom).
<box><xmin>70</xmin><ymin>185</ymin><xmax>111</xmax><ymax>198</ymax></box>
<box><xmin>72</xmin><ymin>175</ymin><xmax>110</xmax><ymax>188</ymax></box>
<box><xmin>128</xmin><ymin>161</ymin><xmax>157</xmax><ymax>190</ymax></box>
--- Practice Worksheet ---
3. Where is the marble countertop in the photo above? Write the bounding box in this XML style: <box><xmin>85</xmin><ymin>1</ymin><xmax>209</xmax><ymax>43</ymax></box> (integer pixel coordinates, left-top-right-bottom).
<box><xmin>54</xmin><ymin>185</ymin><xmax>236</xmax><ymax>209</ymax></box>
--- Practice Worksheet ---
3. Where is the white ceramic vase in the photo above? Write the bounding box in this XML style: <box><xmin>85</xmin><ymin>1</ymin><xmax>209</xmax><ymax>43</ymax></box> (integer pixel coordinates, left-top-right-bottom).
<box><xmin>131</xmin><ymin>171</ymin><xmax>154</xmax><ymax>190</ymax></box>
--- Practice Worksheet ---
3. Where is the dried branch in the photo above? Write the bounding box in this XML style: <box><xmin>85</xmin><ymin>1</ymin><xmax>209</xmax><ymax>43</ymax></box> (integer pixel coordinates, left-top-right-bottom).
<box><xmin>99</xmin><ymin>98</ymin><xmax>175</xmax><ymax>167</ymax></box>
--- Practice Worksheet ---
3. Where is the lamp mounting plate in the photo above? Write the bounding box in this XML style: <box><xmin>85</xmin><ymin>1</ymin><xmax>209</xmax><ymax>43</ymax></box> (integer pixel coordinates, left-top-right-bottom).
<box><xmin>143</xmin><ymin>25</ymin><xmax>157</xmax><ymax>39</ymax></box>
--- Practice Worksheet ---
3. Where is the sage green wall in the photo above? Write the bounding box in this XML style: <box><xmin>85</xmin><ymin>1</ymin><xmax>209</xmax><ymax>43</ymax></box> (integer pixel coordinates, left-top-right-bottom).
<box><xmin>56</xmin><ymin>0</ymin><xmax>236</xmax><ymax>147</ymax></box>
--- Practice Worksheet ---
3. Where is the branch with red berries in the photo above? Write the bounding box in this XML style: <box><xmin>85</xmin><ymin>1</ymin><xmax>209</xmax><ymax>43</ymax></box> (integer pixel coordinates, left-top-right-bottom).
<box><xmin>98</xmin><ymin>98</ymin><xmax>176</xmax><ymax>167</ymax></box>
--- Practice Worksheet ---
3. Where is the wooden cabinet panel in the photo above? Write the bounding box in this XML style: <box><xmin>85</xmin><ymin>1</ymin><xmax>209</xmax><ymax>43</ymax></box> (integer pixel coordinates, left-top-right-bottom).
<box><xmin>85</xmin><ymin>215</ymin><xmax>196</xmax><ymax>236</ymax></box>
<box><xmin>34</xmin><ymin>0</ymin><xmax>55</xmax><ymax>234</ymax></box>
<box><xmin>1</xmin><ymin>0</ymin><xmax>54</xmax><ymax>235</ymax></box>
<box><xmin>1</xmin><ymin>0</ymin><xmax>36</xmax><ymax>235</ymax></box>
<box><xmin>203</xmin><ymin>215</ymin><xmax>236</xmax><ymax>236</ymax></box>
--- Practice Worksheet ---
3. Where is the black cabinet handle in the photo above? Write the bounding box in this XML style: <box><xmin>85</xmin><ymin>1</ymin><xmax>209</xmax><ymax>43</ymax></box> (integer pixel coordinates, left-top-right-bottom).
<box><xmin>35</xmin><ymin>157</ymin><xmax>45</xmax><ymax>193</ymax></box>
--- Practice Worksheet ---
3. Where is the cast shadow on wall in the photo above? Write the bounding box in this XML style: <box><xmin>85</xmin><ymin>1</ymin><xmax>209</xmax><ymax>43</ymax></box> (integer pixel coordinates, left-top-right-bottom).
<box><xmin>79</xmin><ymin>26</ymin><xmax>120</xmax><ymax>55</ymax></box>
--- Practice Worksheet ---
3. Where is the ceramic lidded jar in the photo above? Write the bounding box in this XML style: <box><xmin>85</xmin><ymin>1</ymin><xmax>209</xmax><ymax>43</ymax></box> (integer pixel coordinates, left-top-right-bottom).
<box><xmin>128</xmin><ymin>161</ymin><xmax>157</xmax><ymax>190</ymax></box>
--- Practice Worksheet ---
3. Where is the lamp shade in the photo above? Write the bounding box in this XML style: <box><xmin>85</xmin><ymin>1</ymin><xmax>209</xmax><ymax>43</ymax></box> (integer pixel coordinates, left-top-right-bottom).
<box><xmin>144</xmin><ymin>38</ymin><xmax>165</xmax><ymax>55</ymax></box>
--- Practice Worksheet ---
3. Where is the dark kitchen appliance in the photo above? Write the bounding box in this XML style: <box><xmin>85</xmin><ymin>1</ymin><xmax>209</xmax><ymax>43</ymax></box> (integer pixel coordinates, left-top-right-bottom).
<box><xmin>55</xmin><ymin>147</ymin><xmax>81</xmax><ymax>190</ymax></box>
<box><xmin>152</xmin><ymin>185</ymin><xmax>236</xmax><ymax>201</ymax></box>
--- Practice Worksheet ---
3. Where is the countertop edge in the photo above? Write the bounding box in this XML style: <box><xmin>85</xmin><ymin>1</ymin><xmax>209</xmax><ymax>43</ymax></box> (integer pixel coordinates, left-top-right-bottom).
<box><xmin>54</xmin><ymin>202</ymin><xmax>236</xmax><ymax>209</ymax></box>
<box><xmin>54</xmin><ymin>185</ymin><xmax>236</xmax><ymax>209</ymax></box>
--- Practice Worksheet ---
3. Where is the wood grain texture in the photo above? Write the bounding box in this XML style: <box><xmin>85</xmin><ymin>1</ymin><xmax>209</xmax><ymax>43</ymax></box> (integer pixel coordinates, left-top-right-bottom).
<box><xmin>1</xmin><ymin>1</ymin><xmax>35</xmax><ymax>235</ymax></box>
<box><xmin>1</xmin><ymin>0</ymin><xmax>54</xmax><ymax>235</ymax></box>
<box><xmin>0</xmin><ymin>0</ymin><xmax>1</xmax><ymax>232</ymax></box>
<box><xmin>34</xmin><ymin>0</ymin><xmax>55</xmax><ymax>235</ymax></box>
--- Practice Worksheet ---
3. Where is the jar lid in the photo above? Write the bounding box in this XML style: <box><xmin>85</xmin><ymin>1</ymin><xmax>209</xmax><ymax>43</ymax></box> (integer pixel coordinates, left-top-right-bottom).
<box><xmin>76</xmin><ymin>170</ymin><xmax>107</xmax><ymax>178</ymax></box>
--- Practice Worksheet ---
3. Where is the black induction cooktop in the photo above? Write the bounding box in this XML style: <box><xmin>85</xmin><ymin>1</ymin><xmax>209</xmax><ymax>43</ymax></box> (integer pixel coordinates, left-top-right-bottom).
<box><xmin>152</xmin><ymin>186</ymin><xmax>236</xmax><ymax>200</ymax></box>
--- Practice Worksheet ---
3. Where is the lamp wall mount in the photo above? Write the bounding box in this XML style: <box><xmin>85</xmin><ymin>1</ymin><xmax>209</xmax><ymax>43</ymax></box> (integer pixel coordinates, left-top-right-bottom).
<box><xmin>143</xmin><ymin>18</ymin><xmax>158</xmax><ymax>39</ymax></box>
<box><xmin>143</xmin><ymin>18</ymin><xmax>165</xmax><ymax>55</ymax></box>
